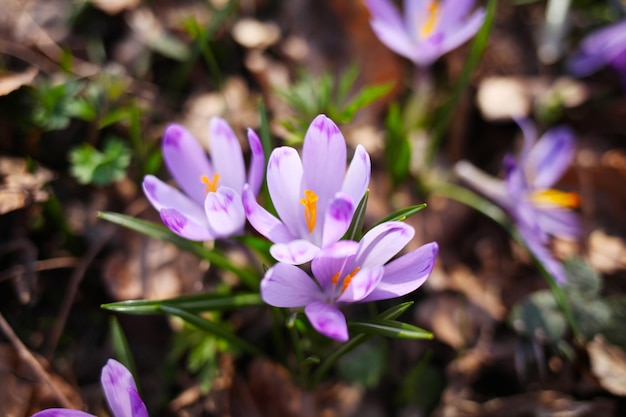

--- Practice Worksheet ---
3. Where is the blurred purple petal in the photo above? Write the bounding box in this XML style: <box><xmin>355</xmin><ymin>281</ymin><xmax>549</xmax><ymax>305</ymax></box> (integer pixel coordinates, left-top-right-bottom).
<box><xmin>440</xmin><ymin>8</ymin><xmax>486</xmax><ymax>53</ymax></box>
<box><xmin>269</xmin><ymin>239</ymin><xmax>320</xmax><ymax>265</ymax></box>
<box><xmin>365</xmin><ymin>0</ymin><xmax>418</xmax><ymax>61</ymax></box>
<box><xmin>354</xmin><ymin>221</ymin><xmax>415</xmax><ymax>268</ymax></box>
<box><xmin>363</xmin><ymin>242</ymin><xmax>438</xmax><ymax>302</ymax></box>
<box><xmin>261</xmin><ymin>263</ymin><xmax>323</xmax><ymax>307</ymax></box>
<box><xmin>321</xmin><ymin>194</ymin><xmax>354</xmax><ymax>247</ymax></box>
<box><xmin>242</xmin><ymin>185</ymin><xmax>294</xmax><ymax>243</ymax></box>
<box><xmin>246</xmin><ymin>128</ymin><xmax>265</xmax><ymax>195</ymax></box>
<box><xmin>101</xmin><ymin>359</ymin><xmax>138</xmax><ymax>417</ymax></box>
<box><xmin>536</xmin><ymin>208</ymin><xmax>582</xmax><ymax>240</ymax></box>
<box><xmin>160</xmin><ymin>208</ymin><xmax>215</xmax><ymax>241</ymax></box>
<box><xmin>525</xmin><ymin>126</ymin><xmax>575</xmax><ymax>189</ymax></box>
<box><xmin>32</xmin><ymin>410</ymin><xmax>95</xmax><ymax>417</ymax></box>
<box><xmin>162</xmin><ymin>124</ymin><xmax>213</xmax><ymax>206</ymax></box>
<box><xmin>305</xmin><ymin>301</ymin><xmax>349</xmax><ymax>342</ymax></box>
<box><xmin>204</xmin><ymin>187</ymin><xmax>245</xmax><ymax>238</ymax></box>
<box><xmin>209</xmin><ymin>118</ymin><xmax>246</xmax><ymax>192</ymax></box>
<box><xmin>569</xmin><ymin>19</ymin><xmax>626</xmax><ymax>77</ymax></box>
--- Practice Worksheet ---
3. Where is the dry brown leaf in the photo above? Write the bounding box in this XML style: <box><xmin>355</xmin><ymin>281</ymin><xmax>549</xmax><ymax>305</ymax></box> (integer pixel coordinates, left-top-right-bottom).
<box><xmin>0</xmin><ymin>67</ymin><xmax>37</xmax><ymax>96</ymax></box>
<box><xmin>587</xmin><ymin>229</ymin><xmax>626</xmax><ymax>273</ymax></box>
<box><xmin>0</xmin><ymin>343</ymin><xmax>83</xmax><ymax>416</ymax></box>
<box><xmin>92</xmin><ymin>0</ymin><xmax>140</xmax><ymax>15</ymax></box>
<box><xmin>0</xmin><ymin>156</ymin><xmax>54</xmax><ymax>214</ymax></box>
<box><xmin>587</xmin><ymin>335</ymin><xmax>626</xmax><ymax>397</ymax></box>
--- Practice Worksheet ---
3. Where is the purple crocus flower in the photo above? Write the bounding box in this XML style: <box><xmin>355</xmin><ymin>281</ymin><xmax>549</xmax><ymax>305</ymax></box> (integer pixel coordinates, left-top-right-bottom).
<box><xmin>261</xmin><ymin>221</ymin><xmax>438</xmax><ymax>341</ymax></box>
<box><xmin>31</xmin><ymin>359</ymin><xmax>148</xmax><ymax>417</ymax></box>
<box><xmin>243</xmin><ymin>114</ymin><xmax>371</xmax><ymax>265</ymax></box>
<box><xmin>143</xmin><ymin>118</ymin><xmax>264</xmax><ymax>241</ymax></box>
<box><xmin>364</xmin><ymin>0</ymin><xmax>486</xmax><ymax>68</ymax></box>
<box><xmin>569</xmin><ymin>19</ymin><xmax>626</xmax><ymax>89</ymax></box>
<box><xmin>457</xmin><ymin>121</ymin><xmax>581</xmax><ymax>284</ymax></box>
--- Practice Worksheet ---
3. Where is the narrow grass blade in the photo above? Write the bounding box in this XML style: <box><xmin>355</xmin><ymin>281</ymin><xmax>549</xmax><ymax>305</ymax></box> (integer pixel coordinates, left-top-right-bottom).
<box><xmin>349</xmin><ymin>319</ymin><xmax>433</xmax><ymax>340</ymax></box>
<box><xmin>102</xmin><ymin>293</ymin><xmax>263</xmax><ymax>315</ymax></box>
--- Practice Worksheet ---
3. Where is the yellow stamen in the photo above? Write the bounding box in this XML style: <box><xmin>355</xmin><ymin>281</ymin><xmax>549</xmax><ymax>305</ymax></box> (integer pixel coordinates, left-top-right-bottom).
<box><xmin>340</xmin><ymin>266</ymin><xmax>361</xmax><ymax>295</ymax></box>
<box><xmin>200</xmin><ymin>174</ymin><xmax>220</xmax><ymax>194</ymax></box>
<box><xmin>420</xmin><ymin>1</ymin><xmax>440</xmax><ymax>38</ymax></box>
<box><xmin>300</xmin><ymin>189</ymin><xmax>318</xmax><ymax>234</ymax></box>
<box><xmin>531</xmin><ymin>189</ymin><xmax>580</xmax><ymax>209</ymax></box>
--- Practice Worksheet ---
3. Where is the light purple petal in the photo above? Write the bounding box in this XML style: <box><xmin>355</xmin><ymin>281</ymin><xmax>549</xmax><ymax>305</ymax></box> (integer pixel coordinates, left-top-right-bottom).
<box><xmin>513</xmin><ymin>117</ymin><xmax>538</xmax><ymax>158</ymax></box>
<box><xmin>536</xmin><ymin>208</ymin><xmax>582</xmax><ymax>240</ymax></box>
<box><xmin>341</xmin><ymin>145</ymin><xmax>371</xmax><ymax>209</ymax></box>
<box><xmin>355</xmin><ymin>221</ymin><xmax>415</xmax><ymax>268</ymax></box>
<box><xmin>311</xmin><ymin>240</ymin><xmax>360</xmax><ymax>291</ymax></box>
<box><xmin>366</xmin><ymin>0</ymin><xmax>419</xmax><ymax>62</ymax></box>
<box><xmin>269</xmin><ymin>239</ymin><xmax>321</xmax><ymax>265</ymax></box>
<box><xmin>525</xmin><ymin>126</ymin><xmax>575</xmax><ymax>190</ymax></box>
<box><xmin>438</xmin><ymin>0</ymin><xmax>478</xmax><ymax>32</ymax></box>
<box><xmin>261</xmin><ymin>263</ymin><xmax>322</xmax><ymax>307</ymax></box>
<box><xmin>403</xmin><ymin>0</ymin><xmax>430</xmax><ymax>41</ymax></box>
<box><xmin>362</xmin><ymin>242</ymin><xmax>438</xmax><ymax>302</ymax></box>
<box><xmin>208</xmin><ymin>118</ymin><xmax>246</xmax><ymax>192</ymax></box>
<box><xmin>439</xmin><ymin>8</ymin><xmax>486</xmax><ymax>55</ymax></box>
<box><xmin>322</xmin><ymin>193</ymin><xmax>355</xmax><ymax>247</ymax></box>
<box><xmin>101</xmin><ymin>359</ymin><xmax>138</xmax><ymax>417</ymax></box>
<box><xmin>160</xmin><ymin>208</ymin><xmax>215</xmax><ymax>241</ymax></box>
<box><xmin>569</xmin><ymin>20</ymin><xmax>626</xmax><ymax>77</ymax></box>
<box><xmin>267</xmin><ymin>147</ymin><xmax>307</xmax><ymax>238</ymax></box>
<box><xmin>242</xmin><ymin>185</ymin><xmax>295</xmax><ymax>243</ymax></box>
<box><xmin>337</xmin><ymin>266</ymin><xmax>384</xmax><ymax>303</ymax></box>
<box><xmin>126</xmin><ymin>387</ymin><xmax>149</xmax><ymax>417</ymax></box>
<box><xmin>142</xmin><ymin>175</ymin><xmax>207</xmax><ymax>227</ymax></box>
<box><xmin>302</xmin><ymin>115</ymin><xmax>347</xmax><ymax>219</ymax></box>
<box><xmin>162</xmin><ymin>124</ymin><xmax>213</xmax><ymax>206</ymax></box>
<box><xmin>31</xmin><ymin>410</ymin><xmax>95</xmax><ymax>417</ymax></box>
<box><xmin>305</xmin><ymin>301</ymin><xmax>349</xmax><ymax>342</ymax></box>
<box><xmin>247</xmin><ymin>129</ymin><xmax>265</xmax><ymax>196</ymax></box>
<box><xmin>204</xmin><ymin>187</ymin><xmax>245</xmax><ymax>238</ymax></box>
<box><xmin>523</xmin><ymin>233</ymin><xmax>567</xmax><ymax>285</ymax></box>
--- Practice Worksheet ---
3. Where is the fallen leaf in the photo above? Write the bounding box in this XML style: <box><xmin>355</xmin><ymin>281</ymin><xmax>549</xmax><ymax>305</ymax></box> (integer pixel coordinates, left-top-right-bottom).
<box><xmin>0</xmin><ymin>156</ymin><xmax>54</xmax><ymax>214</ymax></box>
<box><xmin>587</xmin><ymin>335</ymin><xmax>626</xmax><ymax>396</ymax></box>
<box><xmin>0</xmin><ymin>67</ymin><xmax>37</xmax><ymax>96</ymax></box>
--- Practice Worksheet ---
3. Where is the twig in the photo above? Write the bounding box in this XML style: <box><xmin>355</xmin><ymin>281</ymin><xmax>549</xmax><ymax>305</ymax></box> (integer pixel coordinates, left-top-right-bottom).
<box><xmin>0</xmin><ymin>311</ymin><xmax>74</xmax><ymax>409</ymax></box>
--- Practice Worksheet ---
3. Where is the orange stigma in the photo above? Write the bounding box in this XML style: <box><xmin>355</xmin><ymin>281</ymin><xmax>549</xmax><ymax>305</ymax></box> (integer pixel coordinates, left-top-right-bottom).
<box><xmin>340</xmin><ymin>266</ymin><xmax>361</xmax><ymax>295</ymax></box>
<box><xmin>300</xmin><ymin>190</ymin><xmax>318</xmax><ymax>234</ymax></box>
<box><xmin>420</xmin><ymin>1</ymin><xmax>440</xmax><ymax>38</ymax></box>
<box><xmin>200</xmin><ymin>174</ymin><xmax>220</xmax><ymax>194</ymax></box>
<box><xmin>531</xmin><ymin>189</ymin><xmax>580</xmax><ymax>209</ymax></box>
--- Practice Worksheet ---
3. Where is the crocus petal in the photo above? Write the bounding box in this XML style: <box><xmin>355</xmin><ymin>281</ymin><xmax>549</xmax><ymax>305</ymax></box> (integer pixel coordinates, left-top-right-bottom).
<box><xmin>267</xmin><ymin>147</ymin><xmax>307</xmax><ymax>238</ymax></box>
<box><xmin>438</xmin><ymin>0</ymin><xmax>477</xmax><ymax>31</ymax></box>
<box><xmin>337</xmin><ymin>266</ymin><xmax>384</xmax><ymax>303</ymax></box>
<box><xmin>363</xmin><ymin>242</ymin><xmax>438</xmax><ymax>302</ymax></box>
<box><xmin>305</xmin><ymin>301</ymin><xmax>349</xmax><ymax>342</ymax></box>
<box><xmin>204</xmin><ymin>187</ymin><xmax>245</xmax><ymax>238</ymax></box>
<box><xmin>302</xmin><ymin>115</ymin><xmax>347</xmax><ymax>215</ymax></box>
<box><xmin>311</xmin><ymin>240</ymin><xmax>360</xmax><ymax>290</ymax></box>
<box><xmin>247</xmin><ymin>129</ymin><xmax>265</xmax><ymax>196</ymax></box>
<box><xmin>514</xmin><ymin>117</ymin><xmax>539</xmax><ymax>158</ymax></box>
<box><xmin>31</xmin><ymin>410</ymin><xmax>95</xmax><ymax>417</ymax></box>
<box><xmin>341</xmin><ymin>145</ymin><xmax>371</xmax><ymax>209</ymax></box>
<box><xmin>403</xmin><ymin>0</ymin><xmax>430</xmax><ymax>41</ymax></box>
<box><xmin>160</xmin><ymin>208</ymin><xmax>215</xmax><ymax>241</ymax></box>
<box><xmin>142</xmin><ymin>175</ymin><xmax>207</xmax><ymax>226</ymax></box>
<box><xmin>454</xmin><ymin>160</ymin><xmax>509</xmax><ymax>207</ymax></box>
<box><xmin>525</xmin><ymin>126</ymin><xmax>575</xmax><ymax>190</ymax></box>
<box><xmin>128</xmin><ymin>387</ymin><xmax>149</xmax><ymax>417</ymax></box>
<box><xmin>162</xmin><ymin>124</ymin><xmax>213</xmax><ymax>206</ymax></box>
<box><xmin>242</xmin><ymin>185</ymin><xmax>295</xmax><ymax>243</ymax></box>
<box><xmin>322</xmin><ymin>193</ymin><xmax>355</xmax><ymax>247</ymax></box>
<box><xmin>354</xmin><ymin>221</ymin><xmax>415</xmax><ymax>268</ymax></box>
<box><xmin>101</xmin><ymin>359</ymin><xmax>138</xmax><ymax>417</ymax></box>
<box><xmin>536</xmin><ymin>208</ymin><xmax>582</xmax><ymax>240</ymax></box>
<box><xmin>523</xmin><ymin>233</ymin><xmax>567</xmax><ymax>285</ymax></box>
<box><xmin>365</xmin><ymin>0</ymin><xmax>420</xmax><ymax>63</ymax></box>
<box><xmin>569</xmin><ymin>20</ymin><xmax>626</xmax><ymax>77</ymax></box>
<box><xmin>261</xmin><ymin>262</ymin><xmax>323</xmax><ymax>307</ymax></box>
<box><xmin>209</xmin><ymin>118</ymin><xmax>246</xmax><ymax>192</ymax></box>
<box><xmin>270</xmin><ymin>239</ymin><xmax>321</xmax><ymax>265</ymax></box>
<box><xmin>439</xmin><ymin>8</ymin><xmax>486</xmax><ymax>55</ymax></box>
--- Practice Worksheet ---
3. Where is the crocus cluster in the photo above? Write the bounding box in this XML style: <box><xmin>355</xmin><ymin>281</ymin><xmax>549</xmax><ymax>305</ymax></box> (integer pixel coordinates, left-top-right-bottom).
<box><xmin>32</xmin><ymin>359</ymin><xmax>147</xmax><ymax>417</ymax></box>
<box><xmin>364</xmin><ymin>0</ymin><xmax>486</xmax><ymax>68</ymax></box>
<box><xmin>143</xmin><ymin>114</ymin><xmax>438</xmax><ymax>342</ymax></box>
<box><xmin>569</xmin><ymin>19</ymin><xmax>626</xmax><ymax>90</ymax></box>
<box><xmin>456</xmin><ymin>120</ymin><xmax>581</xmax><ymax>284</ymax></box>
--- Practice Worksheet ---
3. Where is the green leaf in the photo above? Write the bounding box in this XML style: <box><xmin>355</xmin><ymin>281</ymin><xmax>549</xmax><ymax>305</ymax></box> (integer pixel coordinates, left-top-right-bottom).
<box><xmin>102</xmin><ymin>293</ymin><xmax>263</xmax><ymax>315</ymax></box>
<box><xmin>109</xmin><ymin>317</ymin><xmax>138</xmax><ymax>382</ymax></box>
<box><xmin>371</xmin><ymin>203</ymin><xmax>427</xmax><ymax>227</ymax></box>
<box><xmin>342</xmin><ymin>190</ymin><xmax>369</xmax><ymax>241</ymax></box>
<box><xmin>341</xmin><ymin>82</ymin><xmax>394</xmax><ymax>121</ymax></box>
<box><xmin>68</xmin><ymin>137</ymin><xmax>131</xmax><ymax>186</ymax></box>
<box><xmin>98</xmin><ymin>211</ymin><xmax>259</xmax><ymax>289</ymax></box>
<box><xmin>160</xmin><ymin>305</ymin><xmax>262</xmax><ymax>356</ymax></box>
<box><xmin>311</xmin><ymin>301</ymin><xmax>414</xmax><ymax>384</ymax></box>
<box><xmin>349</xmin><ymin>319</ymin><xmax>433</xmax><ymax>340</ymax></box>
